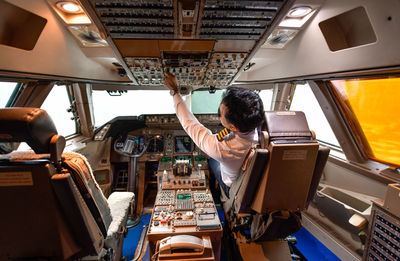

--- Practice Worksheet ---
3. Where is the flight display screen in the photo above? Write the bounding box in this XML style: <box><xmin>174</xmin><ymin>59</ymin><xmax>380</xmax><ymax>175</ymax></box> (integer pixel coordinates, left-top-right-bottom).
<box><xmin>177</xmin><ymin>193</ymin><xmax>191</xmax><ymax>200</ymax></box>
<box><xmin>174</xmin><ymin>136</ymin><xmax>192</xmax><ymax>153</ymax></box>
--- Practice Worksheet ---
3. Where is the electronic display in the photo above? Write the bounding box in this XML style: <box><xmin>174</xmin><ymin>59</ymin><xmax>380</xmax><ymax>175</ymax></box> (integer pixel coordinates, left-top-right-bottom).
<box><xmin>147</xmin><ymin>135</ymin><xmax>164</xmax><ymax>153</ymax></box>
<box><xmin>174</xmin><ymin>136</ymin><xmax>192</xmax><ymax>153</ymax></box>
<box><xmin>177</xmin><ymin>194</ymin><xmax>191</xmax><ymax>200</ymax></box>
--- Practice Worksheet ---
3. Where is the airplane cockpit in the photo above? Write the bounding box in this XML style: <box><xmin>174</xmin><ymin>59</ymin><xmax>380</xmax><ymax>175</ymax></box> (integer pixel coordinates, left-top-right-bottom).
<box><xmin>1</xmin><ymin>0</ymin><xmax>400</xmax><ymax>261</ymax></box>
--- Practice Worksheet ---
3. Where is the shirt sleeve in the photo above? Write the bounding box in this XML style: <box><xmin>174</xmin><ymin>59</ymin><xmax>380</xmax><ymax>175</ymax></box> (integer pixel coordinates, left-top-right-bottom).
<box><xmin>173</xmin><ymin>94</ymin><xmax>224</xmax><ymax>161</ymax></box>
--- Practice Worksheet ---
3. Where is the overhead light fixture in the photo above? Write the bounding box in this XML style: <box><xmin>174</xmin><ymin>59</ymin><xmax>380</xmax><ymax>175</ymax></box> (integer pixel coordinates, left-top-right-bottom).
<box><xmin>279</xmin><ymin>10</ymin><xmax>316</xmax><ymax>28</ymax></box>
<box><xmin>50</xmin><ymin>0</ymin><xmax>91</xmax><ymax>24</ymax></box>
<box><xmin>56</xmin><ymin>1</ymin><xmax>83</xmax><ymax>14</ymax></box>
<box><xmin>261</xmin><ymin>4</ymin><xmax>319</xmax><ymax>49</ymax></box>
<box><xmin>287</xmin><ymin>6</ymin><xmax>313</xmax><ymax>18</ymax></box>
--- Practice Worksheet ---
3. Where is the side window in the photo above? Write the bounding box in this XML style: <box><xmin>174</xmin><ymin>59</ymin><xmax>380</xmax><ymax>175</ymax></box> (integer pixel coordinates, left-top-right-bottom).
<box><xmin>41</xmin><ymin>85</ymin><xmax>77</xmax><ymax>137</ymax></box>
<box><xmin>259</xmin><ymin>89</ymin><xmax>273</xmax><ymax>110</ymax></box>
<box><xmin>331</xmin><ymin>78</ymin><xmax>400</xmax><ymax>166</ymax></box>
<box><xmin>290</xmin><ymin>83</ymin><xmax>341</xmax><ymax>148</ymax></box>
<box><xmin>0</xmin><ymin>82</ymin><xmax>19</xmax><ymax>107</ymax></box>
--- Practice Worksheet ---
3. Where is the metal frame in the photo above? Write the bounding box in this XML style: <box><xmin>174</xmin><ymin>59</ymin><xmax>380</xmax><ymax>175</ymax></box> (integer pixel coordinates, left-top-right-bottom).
<box><xmin>308</xmin><ymin>80</ymin><xmax>367</xmax><ymax>163</ymax></box>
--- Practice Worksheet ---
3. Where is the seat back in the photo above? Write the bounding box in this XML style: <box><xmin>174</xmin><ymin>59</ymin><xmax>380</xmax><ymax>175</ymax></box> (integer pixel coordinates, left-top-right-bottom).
<box><xmin>0</xmin><ymin>108</ymin><xmax>106</xmax><ymax>260</ymax></box>
<box><xmin>233</xmin><ymin>111</ymin><xmax>329</xmax><ymax>215</ymax></box>
<box><xmin>0</xmin><ymin>160</ymin><xmax>81</xmax><ymax>260</ymax></box>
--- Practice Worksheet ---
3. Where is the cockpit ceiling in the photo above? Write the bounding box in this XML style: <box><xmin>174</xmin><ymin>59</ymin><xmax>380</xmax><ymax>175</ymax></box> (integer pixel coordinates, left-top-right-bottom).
<box><xmin>91</xmin><ymin>0</ymin><xmax>286</xmax><ymax>87</ymax></box>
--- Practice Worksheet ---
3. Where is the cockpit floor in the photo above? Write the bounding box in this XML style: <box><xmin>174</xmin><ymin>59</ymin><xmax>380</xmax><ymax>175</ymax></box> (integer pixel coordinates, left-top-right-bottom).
<box><xmin>123</xmin><ymin>214</ymin><xmax>151</xmax><ymax>260</ymax></box>
<box><xmin>121</xmin><ymin>212</ymin><xmax>338</xmax><ymax>261</ymax></box>
<box><xmin>292</xmin><ymin>228</ymin><xmax>340</xmax><ymax>261</ymax></box>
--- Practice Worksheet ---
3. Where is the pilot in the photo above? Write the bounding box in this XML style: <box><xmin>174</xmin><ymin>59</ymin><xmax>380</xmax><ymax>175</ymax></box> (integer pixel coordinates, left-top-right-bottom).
<box><xmin>165</xmin><ymin>72</ymin><xmax>264</xmax><ymax>198</ymax></box>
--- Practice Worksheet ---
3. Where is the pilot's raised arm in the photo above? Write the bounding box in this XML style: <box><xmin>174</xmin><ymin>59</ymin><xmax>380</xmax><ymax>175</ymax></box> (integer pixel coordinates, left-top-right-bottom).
<box><xmin>164</xmin><ymin>72</ymin><xmax>264</xmax><ymax>197</ymax></box>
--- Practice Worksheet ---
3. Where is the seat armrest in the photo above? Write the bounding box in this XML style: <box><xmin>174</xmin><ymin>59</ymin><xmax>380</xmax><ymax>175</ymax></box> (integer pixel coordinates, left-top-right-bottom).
<box><xmin>106</xmin><ymin>192</ymin><xmax>135</xmax><ymax>238</ymax></box>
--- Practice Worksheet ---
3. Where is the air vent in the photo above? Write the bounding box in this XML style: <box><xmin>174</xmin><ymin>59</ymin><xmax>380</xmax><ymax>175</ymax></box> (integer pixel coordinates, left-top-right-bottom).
<box><xmin>67</xmin><ymin>25</ymin><xmax>108</xmax><ymax>47</ymax></box>
<box><xmin>262</xmin><ymin>28</ymin><xmax>298</xmax><ymax>49</ymax></box>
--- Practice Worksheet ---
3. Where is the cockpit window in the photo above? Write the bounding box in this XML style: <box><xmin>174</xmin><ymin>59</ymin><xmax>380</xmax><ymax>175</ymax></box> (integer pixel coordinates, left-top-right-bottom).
<box><xmin>0</xmin><ymin>82</ymin><xmax>19</xmax><ymax>107</ymax></box>
<box><xmin>290</xmin><ymin>83</ymin><xmax>341</xmax><ymax>148</ymax></box>
<box><xmin>191</xmin><ymin>89</ymin><xmax>223</xmax><ymax>114</ymax></box>
<box><xmin>92</xmin><ymin>90</ymin><xmax>175</xmax><ymax>127</ymax></box>
<box><xmin>259</xmin><ymin>89</ymin><xmax>273</xmax><ymax>110</ymax></box>
<box><xmin>41</xmin><ymin>85</ymin><xmax>77</xmax><ymax>137</ymax></box>
<box><xmin>330</xmin><ymin>77</ymin><xmax>400</xmax><ymax>166</ymax></box>
<box><xmin>191</xmin><ymin>88</ymin><xmax>273</xmax><ymax>114</ymax></box>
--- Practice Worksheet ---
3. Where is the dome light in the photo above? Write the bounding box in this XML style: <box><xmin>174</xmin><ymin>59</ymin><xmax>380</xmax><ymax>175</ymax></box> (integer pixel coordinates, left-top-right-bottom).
<box><xmin>56</xmin><ymin>1</ymin><xmax>83</xmax><ymax>14</ymax></box>
<box><xmin>287</xmin><ymin>6</ymin><xmax>312</xmax><ymax>18</ymax></box>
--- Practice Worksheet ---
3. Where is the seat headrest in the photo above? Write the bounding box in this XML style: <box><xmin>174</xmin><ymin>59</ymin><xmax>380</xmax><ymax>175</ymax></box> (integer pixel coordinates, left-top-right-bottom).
<box><xmin>263</xmin><ymin>111</ymin><xmax>312</xmax><ymax>141</ymax></box>
<box><xmin>0</xmin><ymin>107</ymin><xmax>58</xmax><ymax>154</ymax></box>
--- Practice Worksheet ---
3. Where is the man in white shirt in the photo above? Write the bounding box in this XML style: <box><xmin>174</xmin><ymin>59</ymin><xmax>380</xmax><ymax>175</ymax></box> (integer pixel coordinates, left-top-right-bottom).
<box><xmin>165</xmin><ymin>72</ymin><xmax>264</xmax><ymax>197</ymax></box>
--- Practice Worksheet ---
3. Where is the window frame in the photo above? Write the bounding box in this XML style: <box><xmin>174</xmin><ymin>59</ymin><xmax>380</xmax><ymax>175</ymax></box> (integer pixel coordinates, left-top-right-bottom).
<box><xmin>289</xmin><ymin>82</ymin><xmax>341</xmax><ymax>149</ymax></box>
<box><xmin>310</xmin><ymin>79</ymin><xmax>400</xmax><ymax>182</ymax></box>
<box><xmin>40</xmin><ymin>84</ymin><xmax>78</xmax><ymax>138</ymax></box>
<box><xmin>65</xmin><ymin>84</ymin><xmax>78</xmax><ymax>135</ymax></box>
<box><xmin>329</xmin><ymin>77</ymin><xmax>400</xmax><ymax>167</ymax></box>
<box><xmin>309</xmin><ymin>80</ymin><xmax>366</xmax><ymax>162</ymax></box>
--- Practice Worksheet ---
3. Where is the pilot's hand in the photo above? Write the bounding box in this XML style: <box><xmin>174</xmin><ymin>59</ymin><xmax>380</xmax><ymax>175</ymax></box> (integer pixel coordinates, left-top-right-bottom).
<box><xmin>164</xmin><ymin>72</ymin><xmax>179</xmax><ymax>91</ymax></box>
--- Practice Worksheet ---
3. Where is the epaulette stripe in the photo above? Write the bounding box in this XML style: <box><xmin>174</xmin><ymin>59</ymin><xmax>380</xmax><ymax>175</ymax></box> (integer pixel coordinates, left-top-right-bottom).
<box><xmin>217</xmin><ymin>128</ymin><xmax>231</xmax><ymax>142</ymax></box>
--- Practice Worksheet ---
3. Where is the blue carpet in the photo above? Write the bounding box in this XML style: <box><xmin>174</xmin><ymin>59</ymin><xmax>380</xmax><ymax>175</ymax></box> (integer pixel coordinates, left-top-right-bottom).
<box><xmin>292</xmin><ymin>227</ymin><xmax>341</xmax><ymax>261</ymax></box>
<box><xmin>123</xmin><ymin>214</ymin><xmax>152</xmax><ymax>260</ymax></box>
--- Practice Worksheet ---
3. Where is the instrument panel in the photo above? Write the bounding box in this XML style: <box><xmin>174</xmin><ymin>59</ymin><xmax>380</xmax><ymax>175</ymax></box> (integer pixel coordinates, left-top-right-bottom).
<box><xmin>107</xmin><ymin>113</ymin><xmax>223</xmax><ymax>259</ymax></box>
<box><xmin>147</xmin><ymin>135</ymin><xmax>164</xmax><ymax>153</ymax></box>
<box><xmin>113</xmin><ymin>114</ymin><xmax>221</xmax><ymax>159</ymax></box>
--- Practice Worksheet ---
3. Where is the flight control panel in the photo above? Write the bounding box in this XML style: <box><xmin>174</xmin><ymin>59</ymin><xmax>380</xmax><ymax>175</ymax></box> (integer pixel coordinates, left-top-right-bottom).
<box><xmin>108</xmin><ymin>115</ymin><xmax>224</xmax><ymax>259</ymax></box>
<box><xmin>109</xmin><ymin>114</ymin><xmax>223</xmax><ymax>259</ymax></box>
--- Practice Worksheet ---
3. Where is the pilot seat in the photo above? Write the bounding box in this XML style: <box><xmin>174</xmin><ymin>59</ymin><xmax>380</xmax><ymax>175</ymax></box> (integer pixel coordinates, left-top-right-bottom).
<box><xmin>222</xmin><ymin>111</ymin><xmax>330</xmax><ymax>260</ymax></box>
<box><xmin>0</xmin><ymin>108</ymin><xmax>134</xmax><ymax>261</ymax></box>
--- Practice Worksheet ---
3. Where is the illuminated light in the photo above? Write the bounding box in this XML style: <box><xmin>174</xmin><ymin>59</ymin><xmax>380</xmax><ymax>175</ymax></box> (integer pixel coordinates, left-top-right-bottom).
<box><xmin>279</xmin><ymin>10</ymin><xmax>316</xmax><ymax>28</ymax></box>
<box><xmin>52</xmin><ymin>0</ymin><xmax>91</xmax><ymax>24</ymax></box>
<box><xmin>56</xmin><ymin>1</ymin><xmax>82</xmax><ymax>14</ymax></box>
<box><xmin>287</xmin><ymin>6</ymin><xmax>313</xmax><ymax>18</ymax></box>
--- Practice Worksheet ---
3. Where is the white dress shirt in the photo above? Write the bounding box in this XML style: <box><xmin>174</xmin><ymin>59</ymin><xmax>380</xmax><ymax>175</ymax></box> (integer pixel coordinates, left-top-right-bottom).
<box><xmin>173</xmin><ymin>94</ymin><xmax>257</xmax><ymax>186</ymax></box>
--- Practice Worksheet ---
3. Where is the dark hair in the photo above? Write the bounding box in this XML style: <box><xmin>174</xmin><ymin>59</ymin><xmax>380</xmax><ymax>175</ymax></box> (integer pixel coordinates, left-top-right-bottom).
<box><xmin>221</xmin><ymin>87</ymin><xmax>264</xmax><ymax>132</ymax></box>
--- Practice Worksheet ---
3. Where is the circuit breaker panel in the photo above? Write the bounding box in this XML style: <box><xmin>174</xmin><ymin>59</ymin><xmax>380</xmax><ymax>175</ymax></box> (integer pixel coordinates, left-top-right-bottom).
<box><xmin>91</xmin><ymin>0</ymin><xmax>286</xmax><ymax>87</ymax></box>
<box><xmin>364</xmin><ymin>203</ymin><xmax>400</xmax><ymax>261</ymax></box>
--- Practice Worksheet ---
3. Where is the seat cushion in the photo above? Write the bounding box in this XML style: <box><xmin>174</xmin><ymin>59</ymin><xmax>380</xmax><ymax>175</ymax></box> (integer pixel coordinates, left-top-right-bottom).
<box><xmin>105</xmin><ymin>192</ymin><xmax>134</xmax><ymax>249</ymax></box>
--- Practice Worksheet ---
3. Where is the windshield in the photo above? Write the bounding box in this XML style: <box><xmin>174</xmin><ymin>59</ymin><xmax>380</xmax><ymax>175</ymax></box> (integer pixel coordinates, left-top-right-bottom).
<box><xmin>191</xmin><ymin>89</ymin><xmax>224</xmax><ymax>114</ymax></box>
<box><xmin>92</xmin><ymin>90</ymin><xmax>175</xmax><ymax>127</ymax></box>
<box><xmin>92</xmin><ymin>88</ymin><xmax>274</xmax><ymax>127</ymax></box>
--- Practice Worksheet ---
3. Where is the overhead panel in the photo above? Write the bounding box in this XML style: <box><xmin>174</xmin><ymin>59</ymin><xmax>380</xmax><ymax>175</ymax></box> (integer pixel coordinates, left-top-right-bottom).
<box><xmin>92</xmin><ymin>0</ymin><xmax>286</xmax><ymax>87</ymax></box>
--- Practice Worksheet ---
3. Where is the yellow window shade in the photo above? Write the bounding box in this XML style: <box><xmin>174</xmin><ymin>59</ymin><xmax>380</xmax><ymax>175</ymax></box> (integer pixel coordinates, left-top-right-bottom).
<box><xmin>331</xmin><ymin>78</ymin><xmax>400</xmax><ymax>166</ymax></box>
